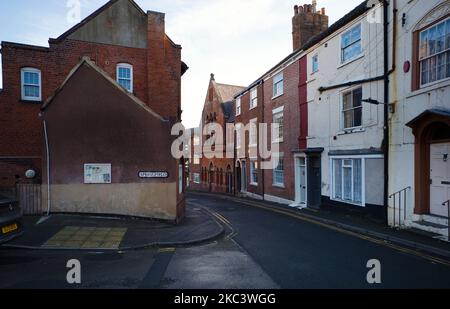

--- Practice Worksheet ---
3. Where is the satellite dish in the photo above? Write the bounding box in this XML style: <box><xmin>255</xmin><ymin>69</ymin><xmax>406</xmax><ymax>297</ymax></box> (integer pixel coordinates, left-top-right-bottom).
<box><xmin>25</xmin><ymin>169</ymin><xmax>36</xmax><ymax>179</ymax></box>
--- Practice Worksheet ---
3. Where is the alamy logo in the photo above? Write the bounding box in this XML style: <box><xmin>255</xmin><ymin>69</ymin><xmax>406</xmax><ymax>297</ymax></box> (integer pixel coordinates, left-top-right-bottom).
<box><xmin>66</xmin><ymin>0</ymin><xmax>81</xmax><ymax>25</ymax></box>
<box><xmin>366</xmin><ymin>259</ymin><xmax>382</xmax><ymax>284</ymax></box>
<box><xmin>366</xmin><ymin>0</ymin><xmax>383</xmax><ymax>24</ymax></box>
<box><xmin>171</xmin><ymin>122</ymin><xmax>281</xmax><ymax>170</ymax></box>
<box><xmin>66</xmin><ymin>259</ymin><xmax>81</xmax><ymax>284</ymax></box>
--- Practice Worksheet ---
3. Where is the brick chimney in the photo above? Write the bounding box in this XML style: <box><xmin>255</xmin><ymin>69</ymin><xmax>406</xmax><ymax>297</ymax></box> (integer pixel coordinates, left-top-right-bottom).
<box><xmin>292</xmin><ymin>1</ymin><xmax>329</xmax><ymax>51</ymax></box>
<box><xmin>147</xmin><ymin>10</ymin><xmax>182</xmax><ymax>121</ymax></box>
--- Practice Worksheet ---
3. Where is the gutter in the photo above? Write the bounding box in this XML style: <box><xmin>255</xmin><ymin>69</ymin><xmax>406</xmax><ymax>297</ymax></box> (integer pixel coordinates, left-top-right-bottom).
<box><xmin>318</xmin><ymin>70</ymin><xmax>394</xmax><ymax>93</ymax></box>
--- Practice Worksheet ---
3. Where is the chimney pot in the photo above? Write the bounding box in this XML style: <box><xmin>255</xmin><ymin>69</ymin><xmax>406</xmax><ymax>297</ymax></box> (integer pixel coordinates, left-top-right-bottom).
<box><xmin>294</xmin><ymin>5</ymin><xmax>299</xmax><ymax>15</ymax></box>
<box><xmin>321</xmin><ymin>7</ymin><xmax>326</xmax><ymax>15</ymax></box>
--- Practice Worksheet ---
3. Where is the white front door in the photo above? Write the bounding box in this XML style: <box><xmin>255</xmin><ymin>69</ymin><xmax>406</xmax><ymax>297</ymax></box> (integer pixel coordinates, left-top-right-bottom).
<box><xmin>295</xmin><ymin>157</ymin><xmax>307</xmax><ymax>206</ymax></box>
<box><xmin>430</xmin><ymin>143</ymin><xmax>450</xmax><ymax>217</ymax></box>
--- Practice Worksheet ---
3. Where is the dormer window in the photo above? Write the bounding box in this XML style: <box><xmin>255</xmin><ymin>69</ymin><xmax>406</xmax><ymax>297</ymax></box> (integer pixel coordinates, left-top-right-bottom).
<box><xmin>116</xmin><ymin>63</ymin><xmax>133</xmax><ymax>93</ymax></box>
<box><xmin>21</xmin><ymin>68</ymin><xmax>41</xmax><ymax>101</ymax></box>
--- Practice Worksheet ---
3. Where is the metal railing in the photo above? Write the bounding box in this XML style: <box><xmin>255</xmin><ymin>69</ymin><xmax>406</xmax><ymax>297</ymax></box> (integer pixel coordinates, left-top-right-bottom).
<box><xmin>389</xmin><ymin>187</ymin><xmax>410</xmax><ymax>228</ymax></box>
<box><xmin>442</xmin><ymin>199</ymin><xmax>450</xmax><ymax>242</ymax></box>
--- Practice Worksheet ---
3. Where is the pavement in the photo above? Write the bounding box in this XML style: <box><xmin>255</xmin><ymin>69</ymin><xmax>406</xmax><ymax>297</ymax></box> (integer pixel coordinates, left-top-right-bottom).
<box><xmin>188</xmin><ymin>191</ymin><xmax>450</xmax><ymax>260</ymax></box>
<box><xmin>1</xmin><ymin>194</ymin><xmax>449</xmax><ymax>288</ymax></box>
<box><xmin>1</xmin><ymin>205</ymin><xmax>224</xmax><ymax>251</ymax></box>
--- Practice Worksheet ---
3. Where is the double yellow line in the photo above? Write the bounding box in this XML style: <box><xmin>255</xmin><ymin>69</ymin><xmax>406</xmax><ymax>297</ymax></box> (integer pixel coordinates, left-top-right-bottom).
<box><xmin>191</xmin><ymin>193</ymin><xmax>450</xmax><ymax>267</ymax></box>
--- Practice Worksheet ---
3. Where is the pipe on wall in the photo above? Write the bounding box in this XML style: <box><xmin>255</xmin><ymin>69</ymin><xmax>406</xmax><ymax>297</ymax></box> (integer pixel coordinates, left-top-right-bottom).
<box><xmin>43</xmin><ymin>120</ymin><xmax>51</xmax><ymax>216</ymax></box>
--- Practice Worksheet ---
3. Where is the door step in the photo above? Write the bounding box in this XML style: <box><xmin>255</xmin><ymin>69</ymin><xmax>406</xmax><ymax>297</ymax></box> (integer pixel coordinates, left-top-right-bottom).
<box><xmin>410</xmin><ymin>219</ymin><xmax>448</xmax><ymax>241</ymax></box>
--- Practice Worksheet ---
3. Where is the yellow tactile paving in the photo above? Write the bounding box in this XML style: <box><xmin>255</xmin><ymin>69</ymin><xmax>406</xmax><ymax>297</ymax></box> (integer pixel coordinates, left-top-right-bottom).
<box><xmin>43</xmin><ymin>226</ymin><xmax>128</xmax><ymax>249</ymax></box>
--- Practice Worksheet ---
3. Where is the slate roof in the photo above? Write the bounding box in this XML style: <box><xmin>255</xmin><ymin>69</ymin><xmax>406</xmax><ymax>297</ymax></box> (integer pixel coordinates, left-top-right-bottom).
<box><xmin>234</xmin><ymin>0</ymin><xmax>370</xmax><ymax>98</ymax></box>
<box><xmin>215</xmin><ymin>83</ymin><xmax>246</xmax><ymax>103</ymax></box>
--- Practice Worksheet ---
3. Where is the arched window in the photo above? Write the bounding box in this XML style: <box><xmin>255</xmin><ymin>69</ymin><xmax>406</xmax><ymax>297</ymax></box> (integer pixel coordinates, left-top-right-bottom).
<box><xmin>116</xmin><ymin>63</ymin><xmax>133</xmax><ymax>93</ymax></box>
<box><xmin>21</xmin><ymin>67</ymin><xmax>42</xmax><ymax>101</ymax></box>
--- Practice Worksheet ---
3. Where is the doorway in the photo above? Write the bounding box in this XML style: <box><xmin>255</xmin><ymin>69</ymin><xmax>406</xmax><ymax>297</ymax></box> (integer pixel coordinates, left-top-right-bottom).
<box><xmin>294</xmin><ymin>156</ymin><xmax>307</xmax><ymax>207</ymax></box>
<box><xmin>430</xmin><ymin>142</ymin><xmax>450</xmax><ymax>217</ymax></box>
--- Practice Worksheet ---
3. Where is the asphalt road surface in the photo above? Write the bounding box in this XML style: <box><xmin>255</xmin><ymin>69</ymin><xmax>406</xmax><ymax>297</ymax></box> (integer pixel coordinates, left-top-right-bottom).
<box><xmin>0</xmin><ymin>193</ymin><xmax>449</xmax><ymax>289</ymax></box>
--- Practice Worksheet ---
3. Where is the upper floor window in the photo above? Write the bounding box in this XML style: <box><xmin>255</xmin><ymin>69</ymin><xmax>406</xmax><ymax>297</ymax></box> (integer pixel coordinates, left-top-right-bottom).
<box><xmin>249</xmin><ymin>118</ymin><xmax>258</xmax><ymax>147</ymax></box>
<box><xmin>342</xmin><ymin>87</ymin><xmax>362</xmax><ymax>129</ymax></box>
<box><xmin>341</xmin><ymin>24</ymin><xmax>362</xmax><ymax>63</ymax></box>
<box><xmin>312</xmin><ymin>54</ymin><xmax>319</xmax><ymax>73</ymax></box>
<box><xmin>273</xmin><ymin>72</ymin><xmax>284</xmax><ymax>98</ymax></box>
<box><xmin>21</xmin><ymin>68</ymin><xmax>41</xmax><ymax>101</ymax></box>
<box><xmin>272</xmin><ymin>107</ymin><xmax>284</xmax><ymax>143</ymax></box>
<box><xmin>419</xmin><ymin>18</ymin><xmax>450</xmax><ymax>86</ymax></box>
<box><xmin>116</xmin><ymin>63</ymin><xmax>133</xmax><ymax>93</ymax></box>
<box><xmin>250</xmin><ymin>88</ymin><xmax>258</xmax><ymax>109</ymax></box>
<box><xmin>236</xmin><ymin>97</ymin><xmax>241</xmax><ymax>116</ymax></box>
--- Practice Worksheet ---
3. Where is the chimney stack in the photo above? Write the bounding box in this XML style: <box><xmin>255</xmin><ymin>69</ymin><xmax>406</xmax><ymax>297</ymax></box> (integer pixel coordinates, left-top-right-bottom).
<box><xmin>292</xmin><ymin>1</ymin><xmax>329</xmax><ymax>51</ymax></box>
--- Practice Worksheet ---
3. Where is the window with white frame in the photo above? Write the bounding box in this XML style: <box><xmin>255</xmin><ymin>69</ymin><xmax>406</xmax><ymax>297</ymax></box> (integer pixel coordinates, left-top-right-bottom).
<box><xmin>250</xmin><ymin>160</ymin><xmax>258</xmax><ymax>185</ymax></box>
<box><xmin>312</xmin><ymin>54</ymin><xmax>319</xmax><ymax>73</ymax></box>
<box><xmin>249</xmin><ymin>118</ymin><xmax>258</xmax><ymax>147</ymax></box>
<box><xmin>250</xmin><ymin>88</ymin><xmax>258</xmax><ymax>109</ymax></box>
<box><xmin>341</xmin><ymin>24</ymin><xmax>362</xmax><ymax>63</ymax></box>
<box><xmin>116</xmin><ymin>63</ymin><xmax>133</xmax><ymax>93</ymax></box>
<box><xmin>272</xmin><ymin>107</ymin><xmax>284</xmax><ymax>143</ymax></box>
<box><xmin>193</xmin><ymin>173</ymin><xmax>200</xmax><ymax>184</ymax></box>
<box><xmin>236</xmin><ymin>97</ymin><xmax>241</xmax><ymax>116</ymax></box>
<box><xmin>273</xmin><ymin>72</ymin><xmax>284</xmax><ymax>98</ymax></box>
<box><xmin>342</xmin><ymin>87</ymin><xmax>362</xmax><ymax>129</ymax></box>
<box><xmin>21</xmin><ymin>68</ymin><xmax>41</xmax><ymax>101</ymax></box>
<box><xmin>331</xmin><ymin>158</ymin><xmax>363</xmax><ymax>205</ymax></box>
<box><xmin>273</xmin><ymin>154</ymin><xmax>284</xmax><ymax>187</ymax></box>
<box><xmin>419</xmin><ymin>17</ymin><xmax>450</xmax><ymax>86</ymax></box>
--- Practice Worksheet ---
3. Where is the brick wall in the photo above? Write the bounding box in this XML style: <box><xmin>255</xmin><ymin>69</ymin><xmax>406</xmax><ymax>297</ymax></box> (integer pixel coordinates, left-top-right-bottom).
<box><xmin>263</xmin><ymin>60</ymin><xmax>301</xmax><ymax>202</ymax></box>
<box><xmin>0</xmin><ymin>13</ymin><xmax>182</xmax><ymax>189</ymax></box>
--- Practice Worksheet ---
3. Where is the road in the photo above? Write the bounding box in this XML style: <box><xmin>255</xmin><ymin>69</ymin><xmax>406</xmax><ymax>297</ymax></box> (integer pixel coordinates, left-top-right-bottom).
<box><xmin>0</xmin><ymin>193</ymin><xmax>449</xmax><ymax>289</ymax></box>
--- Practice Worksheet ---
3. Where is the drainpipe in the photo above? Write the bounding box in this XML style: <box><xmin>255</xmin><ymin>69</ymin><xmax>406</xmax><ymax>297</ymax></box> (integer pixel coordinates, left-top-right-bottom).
<box><xmin>261</xmin><ymin>79</ymin><xmax>265</xmax><ymax>201</ymax></box>
<box><xmin>43</xmin><ymin>119</ymin><xmax>51</xmax><ymax>216</ymax></box>
<box><xmin>383</xmin><ymin>0</ymin><xmax>390</xmax><ymax>225</ymax></box>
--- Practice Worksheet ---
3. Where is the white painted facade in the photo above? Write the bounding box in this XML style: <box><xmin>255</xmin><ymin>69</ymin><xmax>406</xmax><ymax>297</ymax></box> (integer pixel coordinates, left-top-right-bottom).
<box><xmin>305</xmin><ymin>3</ymin><xmax>387</xmax><ymax>215</ymax></box>
<box><xmin>390</xmin><ymin>0</ymin><xmax>450</xmax><ymax>239</ymax></box>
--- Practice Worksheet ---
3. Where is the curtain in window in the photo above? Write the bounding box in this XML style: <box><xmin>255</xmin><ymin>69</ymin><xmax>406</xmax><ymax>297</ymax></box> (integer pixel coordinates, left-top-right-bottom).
<box><xmin>353</xmin><ymin>159</ymin><xmax>362</xmax><ymax>203</ymax></box>
<box><xmin>334</xmin><ymin>160</ymin><xmax>342</xmax><ymax>199</ymax></box>
<box><xmin>343</xmin><ymin>164</ymin><xmax>352</xmax><ymax>201</ymax></box>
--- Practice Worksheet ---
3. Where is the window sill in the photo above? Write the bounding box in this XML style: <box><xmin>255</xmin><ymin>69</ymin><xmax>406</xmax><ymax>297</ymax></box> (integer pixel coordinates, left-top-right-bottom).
<box><xmin>249</xmin><ymin>106</ymin><xmax>258</xmax><ymax>111</ymax></box>
<box><xmin>408</xmin><ymin>78</ymin><xmax>450</xmax><ymax>98</ymax></box>
<box><xmin>331</xmin><ymin>197</ymin><xmax>365</xmax><ymax>208</ymax></box>
<box><xmin>337</xmin><ymin>53</ymin><xmax>365</xmax><ymax>69</ymax></box>
<box><xmin>20</xmin><ymin>99</ymin><xmax>42</xmax><ymax>104</ymax></box>
<box><xmin>250</xmin><ymin>183</ymin><xmax>258</xmax><ymax>187</ymax></box>
<box><xmin>273</xmin><ymin>183</ymin><xmax>285</xmax><ymax>189</ymax></box>
<box><xmin>272</xmin><ymin>139</ymin><xmax>284</xmax><ymax>144</ymax></box>
<box><xmin>272</xmin><ymin>93</ymin><xmax>284</xmax><ymax>100</ymax></box>
<box><xmin>337</xmin><ymin>127</ymin><xmax>365</xmax><ymax>135</ymax></box>
<box><xmin>248</xmin><ymin>144</ymin><xmax>258</xmax><ymax>148</ymax></box>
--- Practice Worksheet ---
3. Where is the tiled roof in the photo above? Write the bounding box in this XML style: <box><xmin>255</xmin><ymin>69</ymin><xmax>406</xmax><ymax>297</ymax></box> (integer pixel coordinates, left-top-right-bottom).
<box><xmin>215</xmin><ymin>83</ymin><xmax>246</xmax><ymax>103</ymax></box>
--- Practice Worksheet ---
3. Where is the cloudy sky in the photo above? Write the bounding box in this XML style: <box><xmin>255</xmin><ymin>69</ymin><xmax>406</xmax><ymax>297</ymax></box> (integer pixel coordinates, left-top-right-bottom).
<box><xmin>0</xmin><ymin>0</ymin><xmax>363</xmax><ymax>128</ymax></box>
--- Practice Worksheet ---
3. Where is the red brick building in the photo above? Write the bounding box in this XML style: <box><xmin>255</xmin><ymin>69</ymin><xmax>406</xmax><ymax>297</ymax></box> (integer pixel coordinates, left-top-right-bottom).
<box><xmin>188</xmin><ymin>74</ymin><xmax>245</xmax><ymax>194</ymax></box>
<box><xmin>0</xmin><ymin>0</ymin><xmax>187</xmax><ymax>217</ymax></box>
<box><xmin>232</xmin><ymin>2</ymin><xmax>328</xmax><ymax>206</ymax></box>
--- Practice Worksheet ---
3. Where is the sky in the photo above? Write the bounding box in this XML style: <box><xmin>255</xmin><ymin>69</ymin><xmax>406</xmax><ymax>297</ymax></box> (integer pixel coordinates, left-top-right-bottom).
<box><xmin>0</xmin><ymin>0</ymin><xmax>363</xmax><ymax>128</ymax></box>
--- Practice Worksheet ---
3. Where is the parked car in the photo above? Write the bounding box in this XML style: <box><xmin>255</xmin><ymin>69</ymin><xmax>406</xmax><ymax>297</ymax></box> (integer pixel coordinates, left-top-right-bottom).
<box><xmin>0</xmin><ymin>194</ymin><xmax>23</xmax><ymax>244</ymax></box>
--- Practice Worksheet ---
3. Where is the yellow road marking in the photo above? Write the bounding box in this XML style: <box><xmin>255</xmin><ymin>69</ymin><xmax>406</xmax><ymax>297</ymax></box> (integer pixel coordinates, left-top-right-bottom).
<box><xmin>189</xmin><ymin>194</ymin><xmax>450</xmax><ymax>267</ymax></box>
